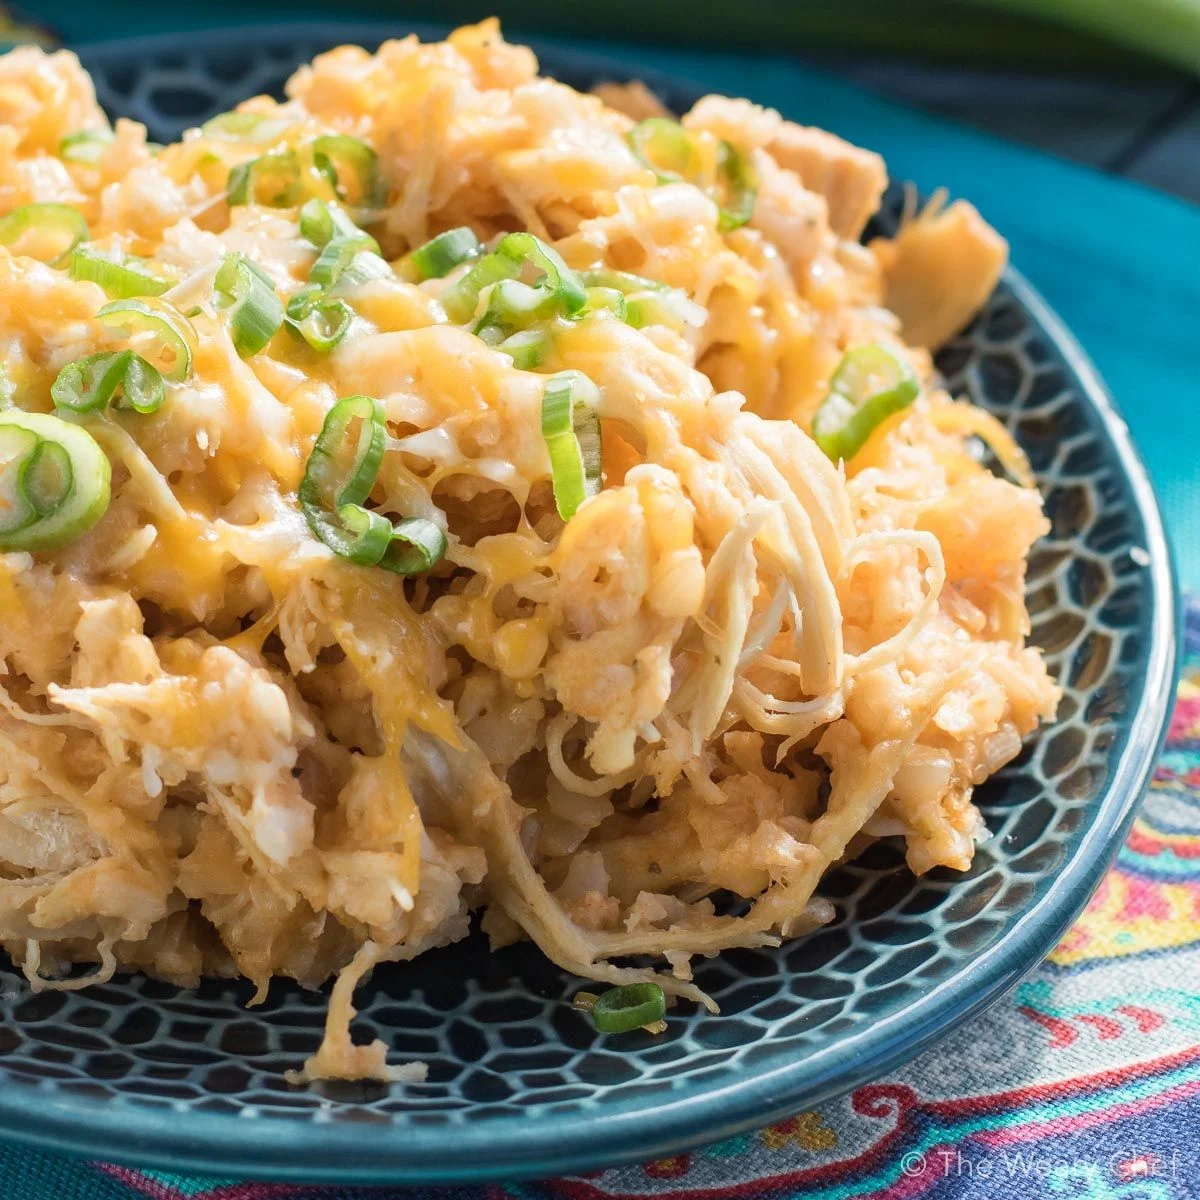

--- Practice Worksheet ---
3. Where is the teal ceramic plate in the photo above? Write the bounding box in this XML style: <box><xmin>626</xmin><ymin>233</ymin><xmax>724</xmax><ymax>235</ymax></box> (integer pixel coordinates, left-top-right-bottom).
<box><xmin>0</xmin><ymin>24</ymin><xmax>1177</xmax><ymax>1184</ymax></box>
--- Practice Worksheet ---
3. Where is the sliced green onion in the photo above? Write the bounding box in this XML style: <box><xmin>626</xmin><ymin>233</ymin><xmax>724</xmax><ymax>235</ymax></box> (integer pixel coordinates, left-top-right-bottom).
<box><xmin>495</xmin><ymin>329</ymin><xmax>549</xmax><ymax>370</ymax></box>
<box><xmin>442</xmin><ymin>232</ymin><xmax>586</xmax><ymax>325</ymax></box>
<box><xmin>439</xmin><ymin>251</ymin><xmax>518</xmax><ymax>324</ymax></box>
<box><xmin>202</xmin><ymin>111</ymin><xmax>291</xmax><ymax>142</ymax></box>
<box><xmin>300</xmin><ymin>394</ymin><xmax>446</xmax><ymax>574</ymax></box>
<box><xmin>338</xmin><ymin>249</ymin><xmax>393</xmax><ymax>291</ymax></box>
<box><xmin>60</xmin><ymin>129</ymin><xmax>114</xmax><ymax>164</ymax></box>
<box><xmin>627</xmin><ymin>120</ymin><xmax>757</xmax><ymax>230</ymax></box>
<box><xmin>332</xmin><ymin>500</ymin><xmax>395</xmax><ymax>564</ymax></box>
<box><xmin>298</xmin><ymin>198</ymin><xmax>379</xmax><ymax>254</ymax></box>
<box><xmin>70</xmin><ymin>247</ymin><xmax>171</xmax><ymax>298</ymax></box>
<box><xmin>627</xmin><ymin>118</ymin><xmax>699</xmax><ymax>184</ymax></box>
<box><xmin>96</xmin><ymin>298</ymin><xmax>194</xmax><ymax>382</ymax></box>
<box><xmin>299</xmin><ymin>198</ymin><xmax>336</xmax><ymax>247</ymax></box>
<box><xmin>0</xmin><ymin>203</ymin><xmax>89</xmax><ymax>266</ymax></box>
<box><xmin>590</xmin><ymin>984</ymin><xmax>666</xmax><ymax>1034</ymax></box>
<box><xmin>285</xmin><ymin>292</ymin><xmax>353</xmax><ymax>353</ymax></box>
<box><xmin>578</xmin><ymin>269</ymin><xmax>702</xmax><ymax>333</ymax></box>
<box><xmin>227</xmin><ymin>150</ymin><xmax>302</xmax><ymax>208</ymax></box>
<box><xmin>541</xmin><ymin>370</ymin><xmax>602</xmax><ymax>521</ymax></box>
<box><xmin>715</xmin><ymin>140</ymin><xmax>758</xmax><ymax>232</ymax></box>
<box><xmin>626</xmin><ymin>290</ymin><xmax>705</xmax><ymax>334</ymax></box>
<box><xmin>812</xmin><ymin>343</ymin><xmax>919</xmax><ymax>463</ymax></box>
<box><xmin>213</xmin><ymin>252</ymin><xmax>283</xmax><ymax>357</ymax></box>
<box><xmin>310</xmin><ymin>135</ymin><xmax>383</xmax><ymax>209</ymax></box>
<box><xmin>0</xmin><ymin>410</ymin><xmax>111</xmax><ymax>551</ymax></box>
<box><xmin>377</xmin><ymin>515</ymin><xmax>447</xmax><ymax>576</ymax></box>
<box><xmin>51</xmin><ymin>349</ymin><xmax>165</xmax><ymax>415</ymax></box>
<box><xmin>583</xmin><ymin>286</ymin><xmax>627</xmax><ymax>320</ymax></box>
<box><xmin>410</xmin><ymin>226</ymin><xmax>482</xmax><ymax>280</ymax></box>
<box><xmin>310</xmin><ymin>234</ymin><xmax>385</xmax><ymax>292</ymax></box>
<box><xmin>473</xmin><ymin>279</ymin><xmax>560</xmax><ymax>345</ymax></box>
<box><xmin>300</xmin><ymin>394</ymin><xmax>386</xmax><ymax>564</ymax></box>
<box><xmin>578</xmin><ymin>268</ymin><xmax>667</xmax><ymax>294</ymax></box>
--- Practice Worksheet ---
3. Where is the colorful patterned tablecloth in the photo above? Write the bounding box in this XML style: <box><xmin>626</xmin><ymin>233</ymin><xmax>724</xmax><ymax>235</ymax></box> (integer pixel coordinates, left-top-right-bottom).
<box><xmin>0</xmin><ymin>604</ymin><xmax>1191</xmax><ymax>1197</ymax></box>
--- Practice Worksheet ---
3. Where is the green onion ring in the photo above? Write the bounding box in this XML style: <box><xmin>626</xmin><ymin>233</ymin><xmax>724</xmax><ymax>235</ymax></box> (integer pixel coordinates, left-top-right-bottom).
<box><xmin>226</xmin><ymin>149</ymin><xmax>302</xmax><ymax>208</ymax></box>
<box><xmin>0</xmin><ymin>410</ymin><xmax>111</xmax><ymax>551</ymax></box>
<box><xmin>285</xmin><ymin>292</ymin><xmax>354</xmax><ymax>353</ymax></box>
<box><xmin>299</xmin><ymin>198</ymin><xmax>380</xmax><ymax>253</ymax></box>
<box><xmin>812</xmin><ymin>343</ymin><xmax>919</xmax><ymax>463</ymax></box>
<box><xmin>0</xmin><ymin>203</ymin><xmax>89</xmax><ymax>266</ymax></box>
<box><xmin>541</xmin><ymin>369</ymin><xmax>602</xmax><ymax>521</ymax></box>
<box><xmin>627</xmin><ymin>120</ymin><xmax>758</xmax><ymax>230</ymax></box>
<box><xmin>59</xmin><ymin>129</ymin><xmax>114</xmax><ymax>164</ymax></box>
<box><xmin>300</xmin><ymin>394</ymin><xmax>386</xmax><ymax>564</ymax></box>
<box><xmin>310</xmin><ymin>233</ymin><xmax>384</xmax><ymax>292</ymax></box>
<box><xmin>51</xmin><ymin>349</ymin><xmax>165</xmax><ymax>415</ymax></box>
<box><xmin>310</xmin><ymin>135</ymin><xmax>384</xmax><ymax>209</ymax></box>
<box><xmin>443</xmin><ymin>232</ymin><xmax>587</xmax><ymax>327</ymax></box>
<box><xmin>202</xmin><ymin>111</ymin><xmax>291</xmax><ymax>142</ymax></box>
<box><xmin>300</xmin><ymin>394</ymin><xmax>446</xmax><ymax>574</ymax></box>
<box><xmin>590</xmin><ymin>984</ymin><xmax>666</xmax><ymax>1034</ymax></box>
<box><xmin>582</xmin><ymin>286</ymin><xmax>627</xmax><ymax>320</ymax></box>
<box><xmin>70</xmin><ymin>246</ymin><xmax>171</xmax><ymax>298</ymax></box>
<box><xmin>627</xmin><ymin>118</ymin><xmax>700</xmax><ymax>184</ymax></box>
<box><xmin>715</xmin><ymin>139</ymin><xmax>758</xmax><ymax>231</ymax></box>
<box><xmin>410</xmin><ymin>226</ymin><xmax>482</xmax><ymax>280</ymax></box>
<box><xmin>495</xmin><ymin>328</ymin><xmax>549</xmax><ymax>370</ymax></box>
<box><xmin>96</xmin><ymin>298</ymin><xmax>194</xmax><ymax>382</ymax></box>
<box><xmin>213</xmin><ymin>252</ymin><xmax>283</xmax><ymax>357</ymax></box>
<box><xmin>473</xmin><ymin>278</ymin><xmax>561</xmax><ymax>345</ymax></box>
<box><xmin>578</xmin><ymin>268</ymin><xmax>667</xmax><ymax>294</ymax></box>
<box><xmin>377</xmin><ymin>515</ymin><xmax>447</xmax><ymax>576</ymax></box>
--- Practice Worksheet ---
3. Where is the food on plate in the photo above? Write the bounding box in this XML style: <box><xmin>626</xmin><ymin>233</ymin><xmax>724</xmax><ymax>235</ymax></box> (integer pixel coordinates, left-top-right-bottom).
<box><xmin>0</xmin><ymin>21</ymin><xmax>1058</xmax><ymax>1083</ymax></box>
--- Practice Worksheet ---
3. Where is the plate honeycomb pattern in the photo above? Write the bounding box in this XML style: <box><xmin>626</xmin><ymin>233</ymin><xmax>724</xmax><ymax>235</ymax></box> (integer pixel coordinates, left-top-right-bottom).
<box><xmin>0</xmin><ymin>27</ymin><xmax>1171</xmax><ymax>1179</ymax></box>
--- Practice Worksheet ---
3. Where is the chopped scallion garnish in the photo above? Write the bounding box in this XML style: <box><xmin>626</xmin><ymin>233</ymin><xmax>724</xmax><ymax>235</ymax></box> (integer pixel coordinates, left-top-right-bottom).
<box><xmin>70</xmin><ymin>247</ymin><xmax>171</xmax><ymax>298</ymax></box>
<box><xmin>213</xmin><ymin>252</ymin><xmax>283</xmax><ymax>357</ymax></box>
<box><xmin>96</xmin><ymin>298</ymin><xmax>194</xmax><ymax>382</ymax></box>
<box><xmin>310</xmin><ymin>233</ymin><xmax>386</xmax><ymax>292</ymax></box>
<box><xmin>627</xmin><ymin>118</ymin><xmax>758</xmax><ymax>231</ymax></box>
<box><xmin>443</xmin><ymin>232</ymin><xmax>586</xmax><ymax>329</ymax></box>
<box><xmin>812</xmin><ymin>343</ymin><xmax>919</xmax><ymax>463</ymax></box>
<box><xmin>495</xmin><ymin>328</ymin><xmax>549</xmax><ymax>370</ymax></box>
<box><xmin>0</xmin><ymin>410</ymin><xmax>111</xmax><ymax>551</ymax></box>
<box><xmin>300</xmin><ymin>394</ymin><xmax>447</xmax><ymax>574</ymax></box>
<box><xmin>541</xmin><ymin>369</ymin><xmax>602</xmax><ymax>521</ymax></box>
<box><xmin>589</xmin><ymin>984</ymin><xmax>666</xmax><ymax>1034</ymax></box>
<box><xmin>582</xmin><ymin>286</ymin><xmax>627</xmax><ymax>320</ymax></box>
<box><xmin>226</xmin><ymin>149</ymin><xmax>303</xmax><ymax>208</ymax></box>
<box><xmin>298</xmin><ymin>197</ymin><xmax>377</xmax><ymax>252</ymax></box>
<box><xmin>310</xmin><ymin>135</ymin><xmax>384</xmax><ymax>209</ymax></box>
<box><xmin>59</xmin><ymin>129</ymin><xmax>114</xmax><ymax>164</ymax></box>
<box><xmin>51</xmin><ymin>349</ymin><xmax>165</xmax><ymax>415</ymax></box>
<box><xmin>202</xmin><ymin>111</ymin><xmax>290</xmax><ymax>142</ymax></box>
<box><xmin>578</xmin><ymin>268</ymin><xmax>667</xmax><ymax>295</ymax></box>
<box><xmin>285</xmin><ymin>291</ymin><xmax>353</xmax><ymax>353</ymax></box>
<box><xmin>714</xmin><ymin>140</ymin><xmax>758</xmax><ymax>231</ymax></box>
<box><xmin>410</xmin><ymin>226</ymin><xmax>482</xmax><ymax>280</ymax></box>
<box><xmin>0</xmin><ymin>203</ymin><xmax>89</xmax><ymax>266</ymax></box>
<box><xmin>628</xmin><ymin>118</ymin><xmax>700</xmax><ymax>184</ymax></box>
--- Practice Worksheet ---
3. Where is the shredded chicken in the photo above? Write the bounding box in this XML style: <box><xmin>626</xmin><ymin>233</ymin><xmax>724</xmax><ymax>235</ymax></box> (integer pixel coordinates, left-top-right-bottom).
<box><xmin>0</xmin><ymin>22</ymin><xmax>1056</xmax><ymax>1084</ymax></box>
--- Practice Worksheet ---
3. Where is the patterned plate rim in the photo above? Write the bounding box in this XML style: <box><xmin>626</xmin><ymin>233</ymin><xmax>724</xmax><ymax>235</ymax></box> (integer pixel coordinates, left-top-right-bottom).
<box><xmin>0</xmin><ymin>24</ymin><xmax>1180</xmax><ymax>1183</ymax></box>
